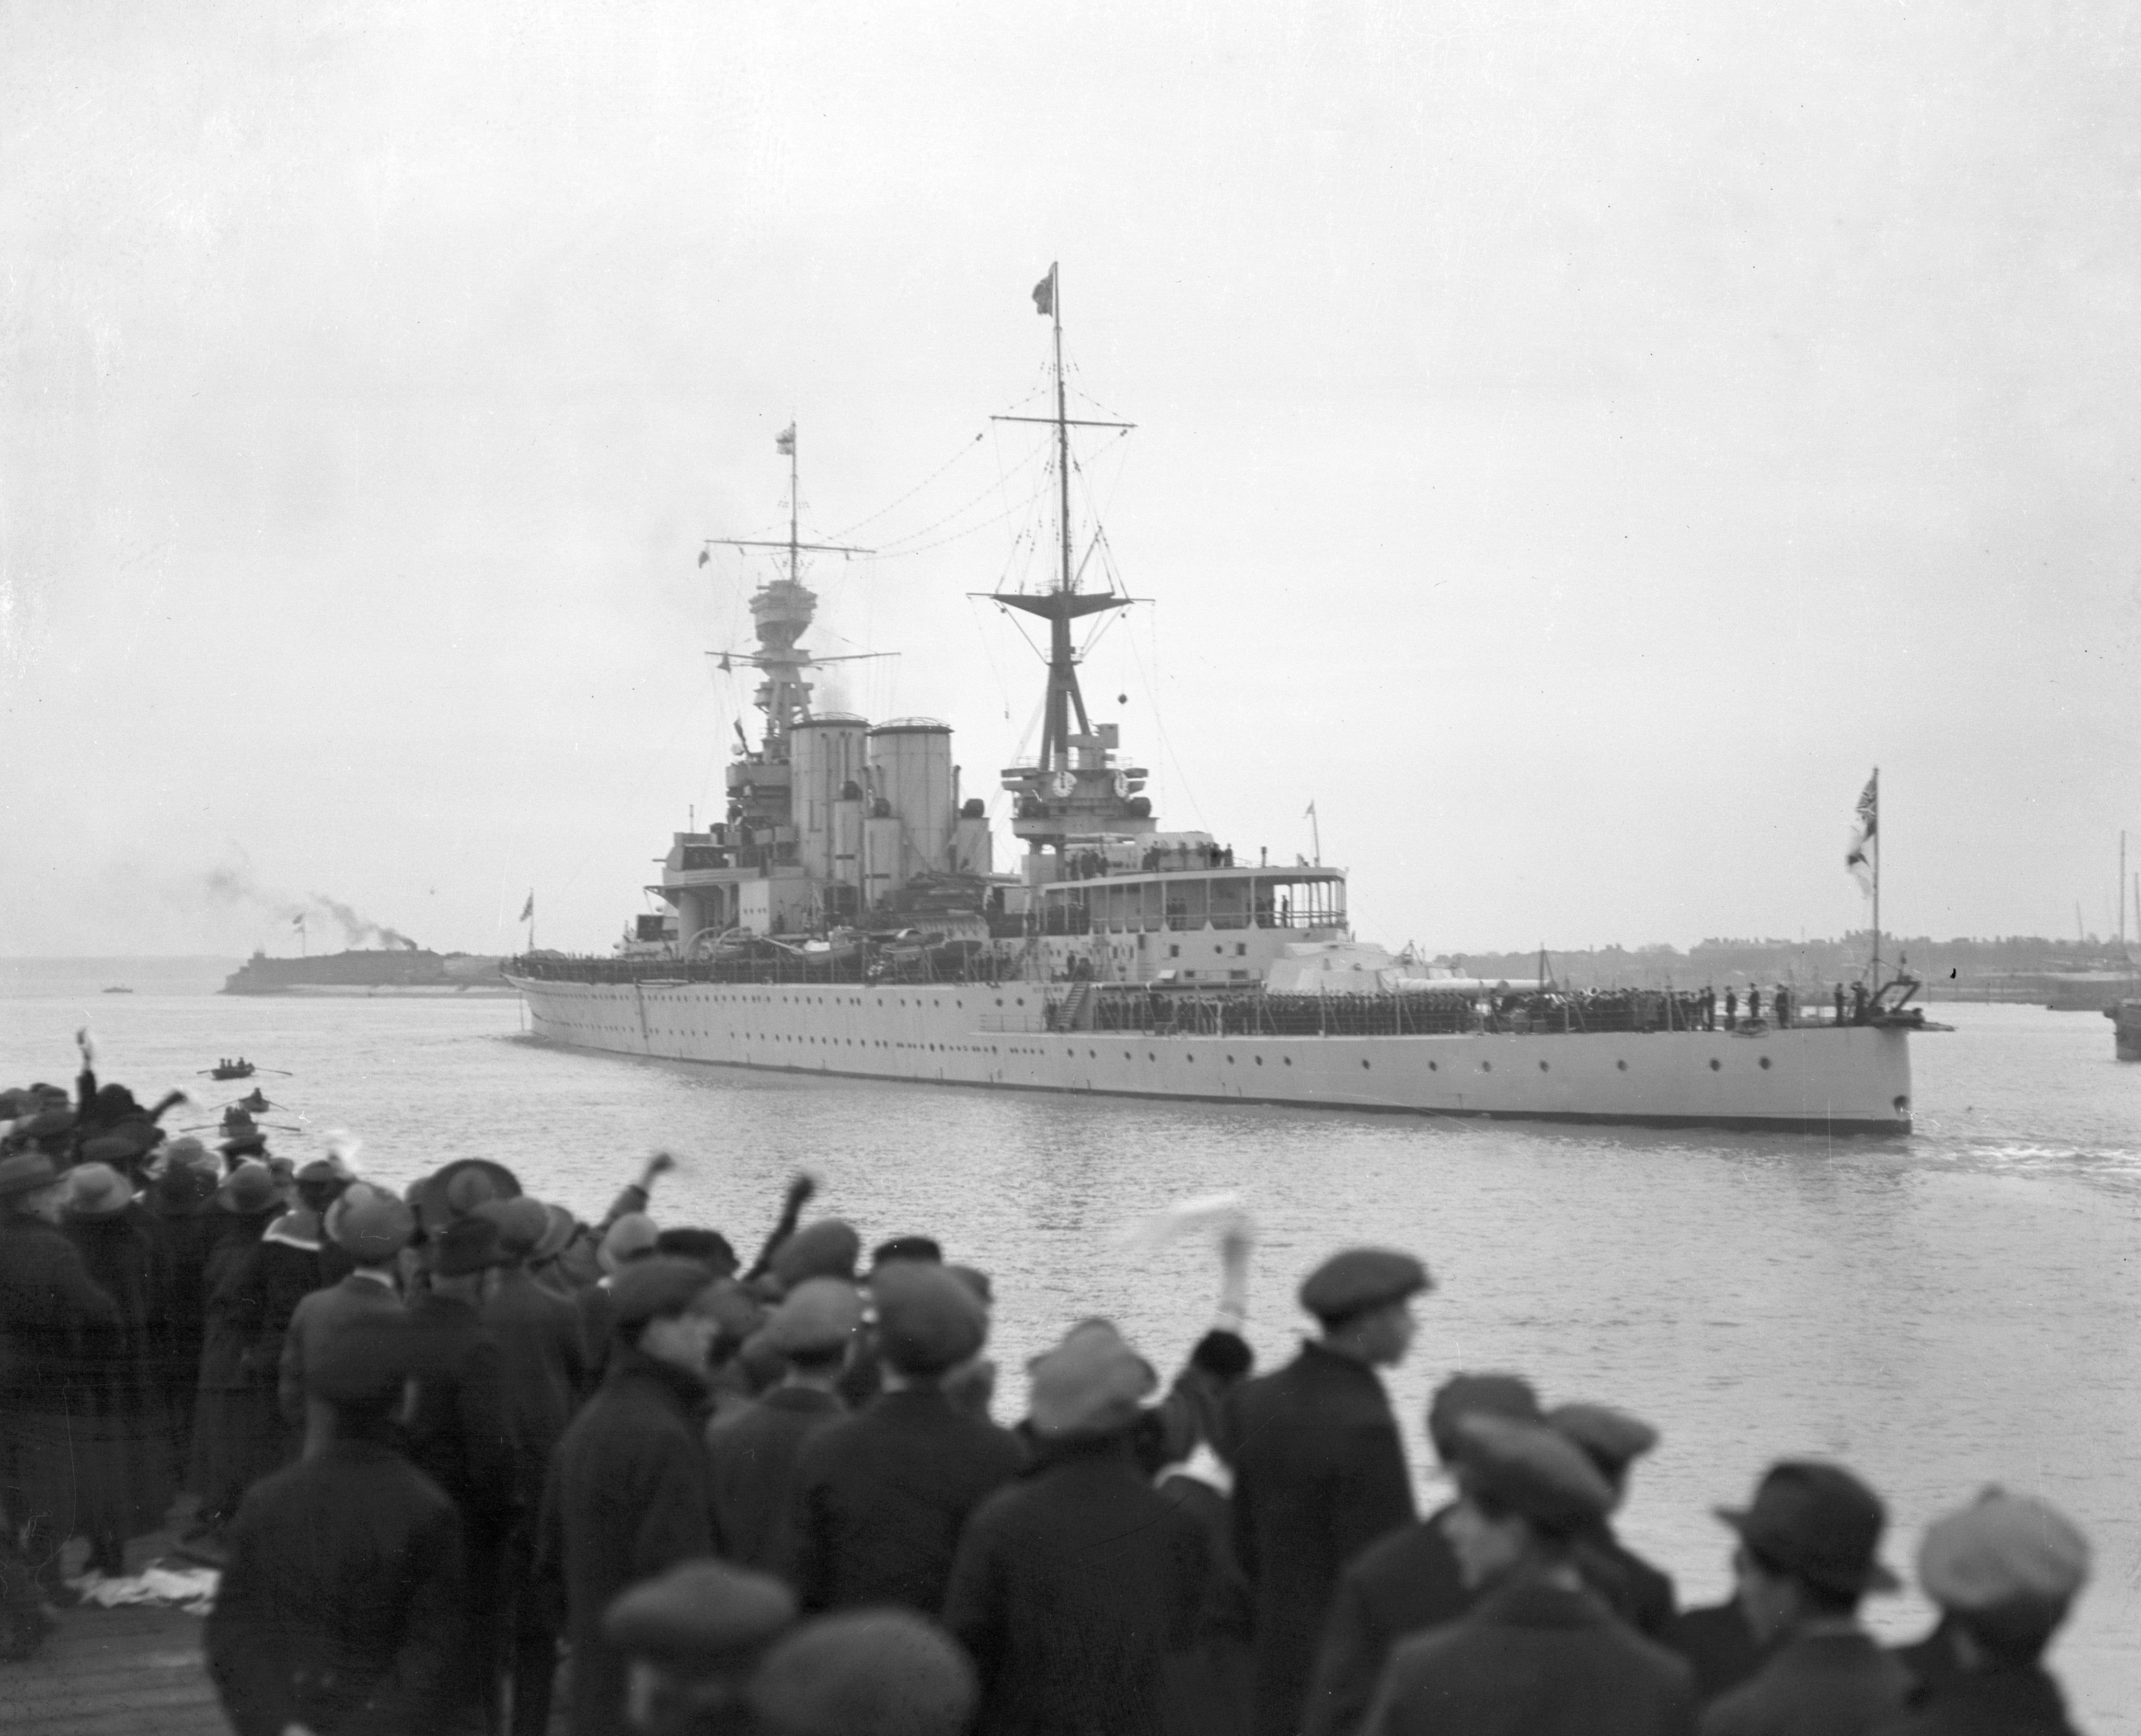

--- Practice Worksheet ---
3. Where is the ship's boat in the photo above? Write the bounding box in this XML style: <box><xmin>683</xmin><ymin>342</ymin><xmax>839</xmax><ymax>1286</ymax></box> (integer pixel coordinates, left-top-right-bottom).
<box><xmin>209</xmin><ymin>1061</ymin><xmax>256</xmax><ymax>1081</ymax></box>
<box><xmin>2109</xmin><ymin>1000</ymin><xmax>2141</xmax><ymax>1062</ymax></box>
<box><xmin>508</xmin><ymin>272</ymin><xmax>1933</xmax><ymax>1135</ymax></box>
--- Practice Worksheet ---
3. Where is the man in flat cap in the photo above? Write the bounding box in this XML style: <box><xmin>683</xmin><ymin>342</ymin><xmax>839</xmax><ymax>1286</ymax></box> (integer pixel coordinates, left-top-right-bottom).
<box><xmin>479</xmin><ymin>1195</ymin><xmax>593</xmax><ymax>1736</ymax></box>
<box><xmin>1552</xmin><ymin>1402</ymin><xmax>1679</xmax><ymax>1639</ymax></box>
<box><xmin>706</xmin><ymin>1277</ymin><xmax>861</xmax><ymax>1571</ymax></box>
<box><xmin>749</xmin><ymin>1610</ymin><xmax>977</xmax><ymax>1736</ymax></box>
<box><xmin>279</xmin><ymin>1185</ymin><xmax>412</xmax><ymax>1457</ymax></box>
<box><xmin>539</xmin><ymin>1255</ymin><xmax>727</xmax><ymax>1736</ymax></box>
<box><xmin>1874</xmin><ymin>1488</ymin><xmax>2089</xmax><ymax>1736</ymax></box>
<box><xmin>1362</xmin><ymin>1414</ymin><xmax>1696</xmax><ymax>1736</ymax></box>
<box><xmin>406</xmin><ymin>1213</ymin><xmax>518</xmax><ymax>1731</ymax></box>
<box><xmin>206</xmin><ymin>1316</ymin><xmax>465</xmax><ymax>1735</ymax></box>
<box><xmin>944</xmin><ymin>1320</ymin><xmax>1215</xmax><ymax>1736</ymax></box>
<box><xmin>1304</xmin><ymin>1371</ymin><xmax>1541</xmax><ymax>1736</ymax></box>
<box><xmin>603</xmin><ymin>1558</ymin><xmax>796</xmax><ymax>1735</ymax></box>
<box><xmin>1226</xmin><ymin>1245</ymin><xmax>1427</xmax><ymax>1736</ymax></box>
<box><xmin>1700</xmin><ymin>1461</ymin><xmax>1908</xmax><ymax>1736</ymax></box>
<box><xmin>781</xmin><ymin>1260</ymin><xmax>1023</xmax><ymax>1615</ymax></box>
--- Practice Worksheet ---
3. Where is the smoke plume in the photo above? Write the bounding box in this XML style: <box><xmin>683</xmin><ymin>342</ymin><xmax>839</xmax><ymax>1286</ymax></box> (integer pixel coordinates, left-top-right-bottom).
<box><xmin>194</xmin><ymin>859</ymin><xmax>421</xmax><ymax>951</ymax></box>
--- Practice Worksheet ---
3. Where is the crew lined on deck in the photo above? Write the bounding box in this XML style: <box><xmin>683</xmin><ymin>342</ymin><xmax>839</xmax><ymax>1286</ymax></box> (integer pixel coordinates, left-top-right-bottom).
<box><xmin>0</xmin><ymin>1031</ymin><xmax>2101</xmax><ymax>1736</ymax></box>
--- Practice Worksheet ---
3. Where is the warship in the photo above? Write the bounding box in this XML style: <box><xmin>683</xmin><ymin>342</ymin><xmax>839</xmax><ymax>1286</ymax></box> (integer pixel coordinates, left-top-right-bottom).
<box><xmin>509</xmin><ymin>271</ymin><xmax>1933</xmax><ymax>1134</ymax></box>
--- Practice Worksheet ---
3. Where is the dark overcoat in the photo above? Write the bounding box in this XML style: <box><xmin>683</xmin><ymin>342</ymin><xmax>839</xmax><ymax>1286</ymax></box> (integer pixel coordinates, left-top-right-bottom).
<box><xmin>943</xmin><ymin>1434</ymin><xmax>1214</xmax><ymax>1736</ymax></box>
<box><xmin>1872</xmin><ymin>1660</ymin><xmax>2084</xmax><ymax>1736</ymax></box>
<box><xmin>537</xmin><ymin>1346</ymin><xmax>715</xmax><ymax>1736</ymax></box>
<box><xmin>782</xmin><ymin>1384</ymin><xmax>1025</xmax><ymax>1615</ymax></box>
<box><xmin>1699</xmin><ymin>1629</ymin><xmax>1910</xmax><ymax>1736</ymax></box>
<box><xmin>402</xmin><ymin>1289</ymin><xmax>516</xmax><ymax>1537</ymax></box>
<box><xmin>1305</xmin><ymin>1503</ymin><xmax>1470</xmax><ymax>1736</ymax></box>
<box><xmin>204</xmin><ymin>1436</ymin><xmax>464</xmax><ymax>1736</ymax></box>
<box><xmin>61</xmin><ymin>1210</ymin><xmax>165</xmax><ymax>1541</ymax></box>
<box><xmin>189</xmin><ymin>1208</ymin><xmax>284</xmax><ymax>1520</ymax></box>
<box><xmin>1573</xmin><ymin>1520</ymin><xmax>1678</xmax><ymax>1639</ymax></box>
<box><xmin>1665</xmin><ymin>1601</ymin><xmax>1769</xmax><ymax>1706</ymax></box>
<box><xmin>140</xmin><ymin>1188</ymin><xmax>219</xmax><ymax>1484</ymax></box>
<box><xmin>705</xmin><ymin>1384</ymin><xmax>845</xmax><ymax>1571</ymax></box>
<box><xmin>0</xmin><ymin>1210</ymin><xmax>120</xmax><ymax>1541</ymax></box>
<box><xmin>1362</xmin><ymin>1576</ymin><xmax>1698</xmax><ymax>1736</ymax></box>
<box><xmin>279</xmin><ymin>1274</ymin><xmax>405</xmax><ymax>1453</ymax></box>
<box><xmin>481</xmin><ymin>1266</ymin><xmax>589</xmax><ymax>1513</ymax></box>
<box><xmin>1224</xmin><ymin>1341</ymin><xmax>1417</xmax><ymax>1736</ymax></box>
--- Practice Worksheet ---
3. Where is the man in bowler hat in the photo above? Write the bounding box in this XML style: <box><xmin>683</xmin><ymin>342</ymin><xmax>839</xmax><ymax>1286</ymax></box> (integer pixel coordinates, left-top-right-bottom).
<box><xmin>539</xmin><ymin>1256</ymin><xmax>728</xmax><ymax>1736</ymax></box>
<box><xmin>1362</xmin><ymin>1415</ymin><xmax>1696</xmax><ymax>1736</ymax></box>
<box><xmin>1700</xmin><ymin>1461</ymin><xmax>1909</xmax><ymax>1735</ymax></box>
<box><xmin>205</xmin><ymin>1316</ymin><xmax>465</xmax><ymax>1734</ymax></box>
<box><xmin>1226</xmin><ymin>1246</ymin><xmax>1426</xmax><ymax>1736</ymax></box>
<box><xmin>279</xmin><ymin>1185</ymin><xmax>411</xmax><ymax>1457</ymax></box>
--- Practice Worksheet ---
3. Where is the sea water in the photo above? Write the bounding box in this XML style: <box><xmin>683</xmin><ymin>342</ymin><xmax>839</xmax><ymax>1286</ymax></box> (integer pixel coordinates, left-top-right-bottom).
<box><xmin>6</xmin><ymin>959</ymin><xmax>2137</xmax><ymax>1726</ymax></box>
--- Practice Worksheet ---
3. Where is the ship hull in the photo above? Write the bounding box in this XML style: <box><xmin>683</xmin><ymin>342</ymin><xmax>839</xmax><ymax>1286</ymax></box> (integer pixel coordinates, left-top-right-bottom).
<box><xmin>507</xmin><ymin>976</ymin><xmax>1915</xmax><ymax>1135</ymax></box>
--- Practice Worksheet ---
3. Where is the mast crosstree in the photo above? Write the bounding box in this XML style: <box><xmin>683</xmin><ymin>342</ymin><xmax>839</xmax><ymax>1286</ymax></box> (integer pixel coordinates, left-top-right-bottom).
<box><xmin>991</xmin><ymin>264</ymin><xmax>1136</xmax><ymax>780</ymax></box>
<box><xmin>702</xmin><ymin>424</ymin><xmax>881</xmax><ymax>755</ymax></box>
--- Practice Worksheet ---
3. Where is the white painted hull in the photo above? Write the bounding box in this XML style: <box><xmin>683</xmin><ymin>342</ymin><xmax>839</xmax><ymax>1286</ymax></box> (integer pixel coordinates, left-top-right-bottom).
<box><xmin>507</xmin><ymin>976</ymin><xmax>1915</xmax><ymax>1135</ymax></box>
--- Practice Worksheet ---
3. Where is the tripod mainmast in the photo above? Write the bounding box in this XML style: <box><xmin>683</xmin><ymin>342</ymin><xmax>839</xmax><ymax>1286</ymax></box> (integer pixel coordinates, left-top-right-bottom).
<box><xmin>991</xmin><ymin>264</ymin><xmax>1135</xmax><ymax>777</ymax></box>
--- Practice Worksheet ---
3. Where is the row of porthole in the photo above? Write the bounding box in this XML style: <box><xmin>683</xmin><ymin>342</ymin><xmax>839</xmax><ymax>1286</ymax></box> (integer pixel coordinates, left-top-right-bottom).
<box><xmin>582</xmin><ymin>1019</ymin><xmax>1776</xmax><ymax>1078</ymax></box>
<box><xmin>652</xmin><ymin>1036</ymin><xmax>1779</xmax><ymax>1081</ymax></box>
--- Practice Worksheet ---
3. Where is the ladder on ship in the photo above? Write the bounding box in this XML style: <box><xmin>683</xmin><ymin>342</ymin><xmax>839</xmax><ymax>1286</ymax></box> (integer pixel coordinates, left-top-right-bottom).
<box><xmin>1050</xmin><ymin>980</ymin><xmax>1097</xmax><ymax>1032</ymax></box>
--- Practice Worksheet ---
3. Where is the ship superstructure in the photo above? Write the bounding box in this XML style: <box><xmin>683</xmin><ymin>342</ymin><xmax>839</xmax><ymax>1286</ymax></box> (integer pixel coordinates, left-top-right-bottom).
<box><xmin>510</xmin><ymin>272</ymin><xmax>1931</xmax><ymax>1134</ymax></box>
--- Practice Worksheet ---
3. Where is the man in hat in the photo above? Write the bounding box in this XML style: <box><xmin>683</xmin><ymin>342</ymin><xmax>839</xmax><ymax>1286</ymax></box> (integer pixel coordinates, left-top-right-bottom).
<box><xmin>1700</xmin><ymin>1461</ymin><xmax>1909</xmax><ymax>1735</ymax></box>
<box><xmin>1226</xmin><ymin>1246</ymin><xmax>1428</xmax><ymax>1736</ymax></box>
<box><xmin>603</xmin><ymin>1559</ymin><xmax>797</xmax><ymax>1735</ymax></box>
<box><xmin>59</xmin><ymin>1163</ymin><xmax>165</xmax><ymax>1577</ymax></box>
<box><xmin>944</xmin><ymin>1319</ymin><xmax>1215</xmax><ymax>1736</ymax></box>
<box><xmin>0</xmin><ymin>1150</ymin><xmax>121</xmax><ymax>1613</ymax></box>
<box><xmin>480</xmin><ymin>1196</ymin><xmax>592</xmax><ymax>1736</ymax></box>
<box><xmin>206</xmin><ymin>1316</ymin><xmax>465</xmax><ymax>1734</ymax></box>
<box><xmin>748</xmin><ymin>1610</ymin><xmax>977</xmax><ymax>1736</ymax></box>
<box><xmin>1362</xmin><ymin>1415</ymin><xmax>1696</xmax><ymax>1736</ymax></box>
<box><xmin>1876</xmin><ymin>1487</ymin><xmax>2089</xmax><ymax>1734</ymax></box>
<box><xmin>140</xmin><ymin>1137</ymin><xmax>220</xmax><ymax>1498</ymax></box>
<box><xmin>294</xmin><ymin>1159</ymin><xmax>354</xmax><ymax>1282</ymax></box>
<box><xmin>244</xmin><ymin>1188</ymin><xmax>328</xmax><ymax>1472</ymax></box>
<box><xmin>189</xmin><ymin>1159</ymin><xmax>289</xmax><ymax>1545</ymax></box>
<box><xmin>1552</xmin><ymin>1402</ymin><xmax>1678</xmax><ymax>1639</ymax></box>
<box><xmin>538</xmin><ymin>1255</ymin><xmax>728</xmax><ymax>1736</ymax></box>
<box><xmin>706</xmin><ymin>1277</ymin><xmax>861</xmax><ymax>1570</ymax></box>
<box><xmin>407</xmin><ymin>1214</ymin><xmax>517</xmax><ymax>1732</ymax></box>
<box><xmin>1304</xmin><ymin>1371</ymin><xmax>1542</xmax><ymax>1736</ymax></box>
<box><xmin>781</xmin><ymin>1260</ymin><xmax>1023</xmax><ymax>1615</ymax></box>
<box><xmin>279</xmin><ymin>1185</ymin><xmax>412</xmax><ymax>1456</ymax></box>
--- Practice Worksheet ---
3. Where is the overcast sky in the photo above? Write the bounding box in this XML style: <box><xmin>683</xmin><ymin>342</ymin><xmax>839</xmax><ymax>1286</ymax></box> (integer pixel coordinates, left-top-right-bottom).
<box><xmin>4</xmin><ymin>2</ymin><xmax>2136</xmax><ymax>959</ymax></box>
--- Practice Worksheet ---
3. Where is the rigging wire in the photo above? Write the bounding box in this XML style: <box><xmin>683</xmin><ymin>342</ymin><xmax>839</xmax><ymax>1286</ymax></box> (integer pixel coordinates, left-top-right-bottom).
<box><xmin>826</xmin><ymin>431</ymin><xmax>989</xmax><ymax>541</ymax></box>
<box><xmin>871</xmin><ymin>440</ymin><xmax>1049</xmax><ymax>554</ymax></box>
<box><xmin>1121</xmin><ymin>601</ymin><xmax>1203</xmax><ymax>829</ymax></box>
